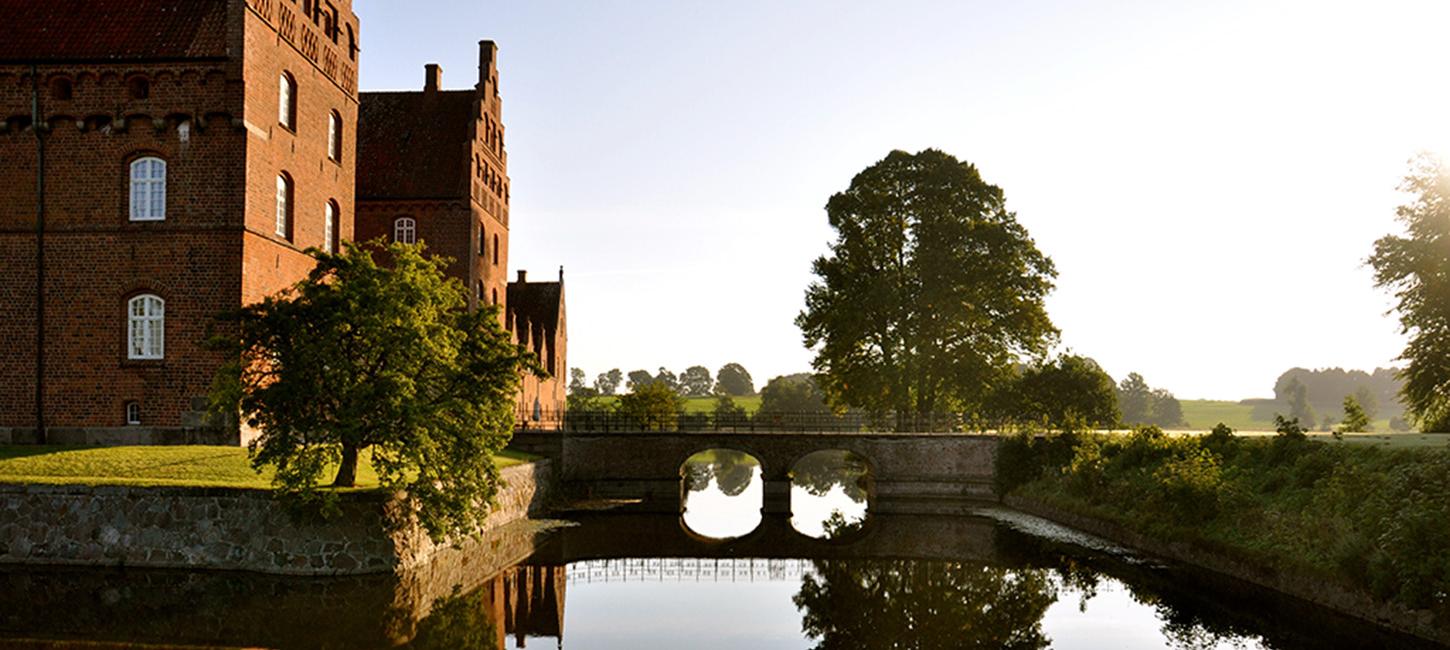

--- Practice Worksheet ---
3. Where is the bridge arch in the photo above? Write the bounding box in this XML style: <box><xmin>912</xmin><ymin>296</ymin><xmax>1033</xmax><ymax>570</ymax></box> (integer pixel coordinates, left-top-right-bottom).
<box><xmin>679</xmin><ymin>448</ymin><xmax>763</xmax><ymax>540</ymax></box>
<box><xmin>789</xmin><ymin>449</ymin><xmax>875</xmax><ymax>539</ymax></box>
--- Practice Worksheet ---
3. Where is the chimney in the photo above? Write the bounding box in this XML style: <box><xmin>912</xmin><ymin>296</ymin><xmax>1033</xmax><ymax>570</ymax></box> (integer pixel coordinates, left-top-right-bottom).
<box><xmin>423</xmin><ymin>63</ymin><xmax>442</xmax><ymax>96</ymax></box>
<box><xmin>517</xmin><ymin>269</ymin><xmax>527</xmax><ymax>284</ymax></box>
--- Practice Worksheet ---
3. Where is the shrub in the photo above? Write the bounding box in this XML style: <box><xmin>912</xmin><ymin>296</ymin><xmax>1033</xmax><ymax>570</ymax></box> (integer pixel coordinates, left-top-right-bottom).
<box><xmin>1149</xmin><ymin>446</ymin><xmax>1224</xmax><ymax>522</ymax></box>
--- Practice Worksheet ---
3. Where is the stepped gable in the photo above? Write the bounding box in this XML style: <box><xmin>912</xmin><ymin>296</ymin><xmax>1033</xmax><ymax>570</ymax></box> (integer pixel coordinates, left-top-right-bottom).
<box><xmin>0</xmin><ymin>0</ymin><xmax>230</xmax><ymax>62</ymax></box>
<box><xmin>356</xmin><ymin>90</ymin><xmax>475</xmax><ymax>199</ymax></box>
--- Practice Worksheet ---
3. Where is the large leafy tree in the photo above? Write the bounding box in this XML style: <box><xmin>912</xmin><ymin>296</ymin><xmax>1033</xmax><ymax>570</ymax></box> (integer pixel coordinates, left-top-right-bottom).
<box><xmin>595</xmin><ymin>368</ymin><xmax>623</xmax><ymax>396</ymax></box>
<box><xmin>679</xmin><ymin>365</ymin><xmax>714</xmax><ymax>397</ymax></box>
<box><xmin>1000</xmin><ymin>355</ymin><xmax>1119</xmax><ymax>430</ymax></box>
<box><xmin>210</xmin><ymin>242</ymin><xmax>535</xmax><ymax>540</ymax></box>
<box><xmin>1370</xmin><ymin>154</ymin><xmax>1450</xmax><ymax>432</ymax></box>
<box><xmin>715</xmin><ymin>362</ymin><xmax>755</xmax><ymax>396</ymax></box>
<box><xmin>798</xmin><ymin>149</ymin><xmax>1058</xmax><ymax>416</ymax></box>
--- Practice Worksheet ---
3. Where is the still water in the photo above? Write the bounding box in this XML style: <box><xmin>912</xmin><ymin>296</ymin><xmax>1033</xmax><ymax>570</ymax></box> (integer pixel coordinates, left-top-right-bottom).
<box><xmin>0</xmin><ymin>451</ymin><xmax>1438</xmax><ymax>649</ymax></box>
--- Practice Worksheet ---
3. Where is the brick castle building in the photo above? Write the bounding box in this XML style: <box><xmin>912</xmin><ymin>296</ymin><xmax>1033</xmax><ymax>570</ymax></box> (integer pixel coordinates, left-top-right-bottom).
<box><xmin>355</xmin><ymin>45</ymin><xmax>566</xmax><ymax>423</ymax></box>
<box><xmin>0</xmin><ymin>0</ymin><xmax>565</xmax><ymax>443</ymax></box>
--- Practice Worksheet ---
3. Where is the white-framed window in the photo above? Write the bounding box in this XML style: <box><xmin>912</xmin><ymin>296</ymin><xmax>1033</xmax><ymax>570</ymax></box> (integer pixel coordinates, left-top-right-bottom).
<box><xmin>127</xmin><ymin>294</ymin><xmax>164</xmax><ymax>360</ymax></box>
<box><xmin>327</xmin><ymin>110</ymin><xmax>341</xmax><ymax>161</ymax></box>
<box><xmin>393</xmin><ymin>217</ymin><xmax>416</xmax><ymax>244</ymax></box>
<box><xmin>278</xmin><ymin>72</ymin><xmax>296</xmax><ymax>129</ymax></box>
<box><xmin>323</xmin><ymin>201</ymin><xmax>337</xmax><ymax>253</ymax></box>
<box><xmin>275</xmin><ymin>174</ymin><xmax>292</xmax><ymax>239</ymax></box>
<box><xmin>125</xmin><ymin>401</ymin><xmax>141</xmax><ymax>426</ymax></box>
<box><xmin>128</xmin><ymin>157</ymin><xmax>166</xmax><ymax>221</ymax></box>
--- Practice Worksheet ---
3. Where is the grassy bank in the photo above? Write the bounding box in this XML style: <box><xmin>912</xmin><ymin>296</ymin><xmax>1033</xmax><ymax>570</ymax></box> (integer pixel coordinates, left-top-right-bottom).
<box><xmin>0</xmin><ymin>445</ymin><xmax>534</xmax><ymax>490</ymax></box>
<box><xmin>1179</xmin><ymin>399</ymin><xmax>1396</xmax><ymax>432</ymax></box>
<box><xmin>998</xmin><ymin>428</ymin><xmax>1450</xmax><ymax>624</ymax></box>
<box><xmin>590</xmin><ymin>394</ymin><xmax>763</xmax><ymax>413</ymax></box>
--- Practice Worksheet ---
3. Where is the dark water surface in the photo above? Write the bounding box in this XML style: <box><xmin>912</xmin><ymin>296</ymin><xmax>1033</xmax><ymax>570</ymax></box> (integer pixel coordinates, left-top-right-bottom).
<box><xmin>0</xmin><ymin>454</ymin><xmax>1440</xmax><ymax>649</ymax></box>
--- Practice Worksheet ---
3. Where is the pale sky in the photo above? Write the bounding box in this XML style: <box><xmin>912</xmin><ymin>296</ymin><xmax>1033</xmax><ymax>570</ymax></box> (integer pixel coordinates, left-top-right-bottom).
<box><xmin>353</xmin><ymin>1</ymin><xmax>1450</xmax><ymax>400</ymax></box>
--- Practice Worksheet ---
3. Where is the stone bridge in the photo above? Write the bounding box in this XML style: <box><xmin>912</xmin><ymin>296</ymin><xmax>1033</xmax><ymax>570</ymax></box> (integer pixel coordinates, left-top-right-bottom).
<box><xmin>509</xmin><ymin>430</ymin><xmax>999</xmax><ymax>515</ymax></box>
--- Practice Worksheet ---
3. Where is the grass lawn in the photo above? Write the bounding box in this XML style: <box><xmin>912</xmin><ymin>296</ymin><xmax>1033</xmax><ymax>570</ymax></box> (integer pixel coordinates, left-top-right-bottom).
<box><xmin>0</xmin><ymin>445</ymin><xmax>535</xmax><ymax>490</ymax></box>
<box><xmin>1179</xmin><ymin>399</ymin><xmax>1398</xmax><ymax>435</ymax></box>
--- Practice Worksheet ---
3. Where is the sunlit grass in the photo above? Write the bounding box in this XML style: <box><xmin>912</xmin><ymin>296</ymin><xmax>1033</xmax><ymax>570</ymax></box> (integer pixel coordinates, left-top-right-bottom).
<box><xmin>0</xmin><ymin>445</ymin><xmax>535</xmax><ymax>490</ymax></box>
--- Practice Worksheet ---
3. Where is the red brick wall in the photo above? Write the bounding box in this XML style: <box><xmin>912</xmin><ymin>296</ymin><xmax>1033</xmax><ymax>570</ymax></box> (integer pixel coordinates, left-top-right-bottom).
<box><xmin>0</xmin><ymin>0</ymin><xmax>362</xmax><ymax>432</ymax></box>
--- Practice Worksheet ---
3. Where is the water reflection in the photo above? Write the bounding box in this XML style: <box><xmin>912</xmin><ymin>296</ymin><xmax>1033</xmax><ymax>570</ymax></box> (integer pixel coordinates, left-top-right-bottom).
<box><xmin>790</xmin><ymin>450</ymin><xmax>870</xmax><ymax>539</ymax></box>
<box><xmin>681</xmin><ymin>449</ymin><xmax>762</xmax><ymax>539</ymax></box>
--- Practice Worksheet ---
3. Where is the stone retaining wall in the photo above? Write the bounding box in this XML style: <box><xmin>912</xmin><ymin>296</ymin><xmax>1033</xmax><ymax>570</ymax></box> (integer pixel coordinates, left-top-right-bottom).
<box><xmin>0</xmin><ymin>460</ymin><xmax>553</xmax><ymax>575</ymax></box>
<box><xmin>1005</xmin><ymin>494</ymin><xmax>1450</xmax><ymax>647</ymax></box>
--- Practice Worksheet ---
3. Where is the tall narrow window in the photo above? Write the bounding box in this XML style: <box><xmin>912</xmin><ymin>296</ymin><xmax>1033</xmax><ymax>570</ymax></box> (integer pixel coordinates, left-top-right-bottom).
<box><xmin>393</xmin><ymin>217</ymin><xmax>416</xmax><ymax>244</ymax></box>
<box><xmin>327</xmin><ymin>110</ymin><xmax>342</xmax><ymax>161</ymax></box>
<box><xmin>125</xmin><ymin>401</ymin><xmax>141</xmax><ymax>426</ymax></box>
<box><xmin>492</xmin><ymin>234</ymin><xmax>500</xmax><ymax>265</ymax></box>
<box><xmin>275</xmin><ymin>174</ymin><xmax>293</xmax><ymax>239</ymax></box>
<box><xmin>129</xmin><ymin>157</ymin><xmax>166</xmax><ymax>221</ymax></box>
<box><xmin>324</xmin><ymin>200</ymin><xmax>338</xmax><ymax>253</ymax></box>
<box><xmin>127</xmin><ymin>294</ymin><xmax>164</xmax><ymax>360</ymax></box>
<box><xmin>278</xmin><ymin>72</ymin><xmax>297</xmax><ymax>129</ymax></box>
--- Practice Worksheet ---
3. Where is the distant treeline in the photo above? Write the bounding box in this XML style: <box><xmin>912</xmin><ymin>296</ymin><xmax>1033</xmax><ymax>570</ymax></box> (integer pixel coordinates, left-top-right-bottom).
<box><xmin>1248</xmin><ymin>367</ymin><xmax>1405</xmax><ymax>429</ymax></box>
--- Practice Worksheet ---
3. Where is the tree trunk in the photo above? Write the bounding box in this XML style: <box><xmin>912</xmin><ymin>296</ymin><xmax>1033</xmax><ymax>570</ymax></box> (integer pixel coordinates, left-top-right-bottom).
<box><xmin>333</xmin><ymin>444</ymin><xmax>359</xmax><ymax>487</ymax></box>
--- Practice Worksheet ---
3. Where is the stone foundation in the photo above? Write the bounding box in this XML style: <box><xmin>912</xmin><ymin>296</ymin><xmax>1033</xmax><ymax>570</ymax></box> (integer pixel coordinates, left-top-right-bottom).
<box><xmin>0</xmin><ymin>460</ymin><xmax>554</xmax><ymax>575</ymax></box>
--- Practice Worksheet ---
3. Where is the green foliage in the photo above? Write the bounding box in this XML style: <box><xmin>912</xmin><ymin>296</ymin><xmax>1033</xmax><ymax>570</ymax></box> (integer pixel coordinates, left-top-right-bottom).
<box><xmin>1116</xmin><ymin>373</ymin><xmax>1184</xmax><ymax>427</ymax></box>
<box><xmin>997</xmin><ymin>355</ymin><xmax>1119</xmax><ymax>430</ymax></box>
<box><xmin>797</xmin><ymin>149</ymin><xmax>1058</xmax><ymax>416</ymax></box>
<box><xmin>1339</xmin><ymin>395</ymin><xmax>1371</xmax><ymax>433</ymax></box>
<box><xmin>711</xmin><ymin>394</ymin><xmax>748</xmax><ymax>427</ymax></box>
<box><xmin>614</xmin><ymin>382</ymin><xmax>683</xmax><ymax>430</ymax></box>
<box><xmin>209</xmin><ymin>242</ymin><xmax>533</xmax><ymax>541</ymax></box>
<box><xmin>679</xmin><ymin>365</ymin><xmax>714</xmax><ymax>397</ymax></box>
<box><xmin>1283</xmin><ymin>378</ymin><xmax>1317</xmax><ymax>429</ymax></box>
<box><xmin>758</xmin><ymin>373</ymin><xmax>831</xmax><ymax>416</ymax></box>
<box><xmin>1272</xmin><ymin>367</ymin><xmax>1402</xmax><ymax>423</ymax></box>
<box><xmin>1003</xmin><ymin>426</ymin><xmax>1450</xmax><ymax>618</ymax></box>
<box><xmin>1274</xmin><ymin>415</ymin><xmax>1308</xmax><ymax>441</ymax></box>
<box><xmin>1370</xmin><ymin>155</ymin><xmax>1450</xmax><ymax>432</ymax></box>
<box><xmin>595</xmin><ymin>368</ymin><xmax>623</xmax><ymax>396</ymax></box>
<box><xmin>626</xmin><ymin>369</ymin><xmax>654</xmax><ymax>391</ymax></box>
<box><xmin>715</xmin><ymin>362</ymin><xmax>755</xmax><ymax>396</ymax></box>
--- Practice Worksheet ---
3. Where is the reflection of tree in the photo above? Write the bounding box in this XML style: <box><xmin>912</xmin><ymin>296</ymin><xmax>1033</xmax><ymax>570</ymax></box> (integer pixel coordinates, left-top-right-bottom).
<box><xmin>405</xmin><ymin>586</ymin><xmax>498</xmax><ymax>650</ymax></box>
<box><xmin>793</xmin><ymin>560</ymin><xmax>1054</xmax><ymax>649</ymax></box>
<box><xmin>682</xmin><ymin>449</ymin><xmax>760</xmax><ymax>496</ymax></box>
<box><xmin>792</xmin><ymin>450</ymin><xmax>869</xmax><ymax>502</ymax></box>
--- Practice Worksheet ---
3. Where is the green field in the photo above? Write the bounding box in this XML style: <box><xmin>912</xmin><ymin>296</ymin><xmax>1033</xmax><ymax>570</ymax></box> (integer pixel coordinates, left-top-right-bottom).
<box><xmin>1179</xmin><ymin>399</ymin><xmax>1396</xmax><ymax>433</ymax></box>
<box><xmin>0</xmin><ymin>445</ymin><xmax>534</xmax><ymax>490</ymax></box>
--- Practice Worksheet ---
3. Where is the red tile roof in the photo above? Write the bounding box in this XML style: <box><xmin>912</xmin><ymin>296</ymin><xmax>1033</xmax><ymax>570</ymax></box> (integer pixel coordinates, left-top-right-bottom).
<box><xmin>0</xmin><ymin>0</ymin><xmax>230</xmax><ymax>62</ymax></box>
<box><xmin>357</xmin><ymin>90</ymin><xmax>476</xmax><ymax>199</ymax></box>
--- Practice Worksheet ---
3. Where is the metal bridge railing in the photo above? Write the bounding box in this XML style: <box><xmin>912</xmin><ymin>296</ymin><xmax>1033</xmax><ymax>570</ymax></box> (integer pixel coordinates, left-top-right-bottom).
<box><xmin>516</xmin><ymin>408</ymin><xmax>1000</xmax><ymax>434</ymax></box>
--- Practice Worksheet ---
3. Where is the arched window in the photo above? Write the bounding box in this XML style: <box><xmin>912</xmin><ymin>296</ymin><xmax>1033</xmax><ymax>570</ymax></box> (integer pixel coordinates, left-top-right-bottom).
<box><xmin>346</xmin><ymin>24</ymin><xmax>357</xmax><ymax>62</ymax></box>
<box><xmin>492</xmin><ymin>288</ymin><xmax>498</xmax><ymax>306</ymax></box>
<box><xmin>479</xmin><ymin>226</ymin><xmax>486</xmax><ymax>256</ymax></box>
<box><xmin>127</xmin><ymin>294</ymin><xmax>164</xmax><ymax>360</ymax></box>
<box><xmin>492</xmin><ymin>233</ymin><xmax>500</xmax><ymax>265</ymax></box>
<box><xmin>129</xmin><ymin>157</ymin><xmax>166</xmax><ymax>221</ymax></box>
<box><xmin>393</xmin><ymin>217</ymin><xmax>416</xmax><ymax>244</ymax></box>
<box><xmin>327</xmin><ymin>110</ymin><xmax>342</xmax><ymax>161</ymax></box>
<box><xmin>323</xmin><ymin>200</ymin><xmax>338</xmax><ymax>253</ymax></box>
<box><xmin>278</xmin><ymin>72</ymin><xmax>297</xmax><ymax>129</ymax></box>
<box><xmin>275</xmin><ymin>174</ymin><xmax>293</xmax><ymax>239</ymax></box>
<box><xmin>124</xmin><ymin>401</ymin><xmax>141</xmax><ymax>426</ymax></box>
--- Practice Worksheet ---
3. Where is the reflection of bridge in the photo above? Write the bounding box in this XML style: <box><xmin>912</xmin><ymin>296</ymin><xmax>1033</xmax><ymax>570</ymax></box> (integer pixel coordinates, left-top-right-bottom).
<box><xmin>567</xmin><ymin>558</ymin><xmax>814</xmax><ymax>584</ymax></box>
<box><xmin>510</xmin><ymin>430</ymin><xmax>1000</xmax><ymax>515</ymax></box>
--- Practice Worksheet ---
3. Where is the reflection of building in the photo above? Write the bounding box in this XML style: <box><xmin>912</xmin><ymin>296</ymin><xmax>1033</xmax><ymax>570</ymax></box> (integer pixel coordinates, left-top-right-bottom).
<box><xmin>355</xmin><ymin>44</ymin><xmax>567</xmax><ymax>420</ymax></box>
<box><xmin>471</xmin><ymin>564</ymin><xmax>566</xmax><ymax>649</ymax></box>
<box><xmin>0</xmin><ymin>0</ymin><xmax>359</xmax><ymax>443</ymax></box>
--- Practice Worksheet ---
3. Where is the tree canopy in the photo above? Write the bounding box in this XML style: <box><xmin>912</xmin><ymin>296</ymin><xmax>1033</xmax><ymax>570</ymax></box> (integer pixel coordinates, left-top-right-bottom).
<box><xmin>1116</xmin><ymin>372</ymin><xmax>1185</xmax><ymax>428</ymax></box>
<box><xmin>797</xmin><ymin>149</ymin><xmax>1058</xmax><ymax>416</ymax></box>
<box><xmin>210</xmin><ymin>242</ymin><xmax>534</xmax><ymax>540</ymax></box>
<box><xmin>998</xmin><ymin>355</ymin><xmax>1119</xmax><ymax>430</ymax></box>
<box><xmin>679</xmin><ymin>365</ymin><xmax>714</xmax><ymax>397</ymax></box>
<box><xmin>758</xmin><ymin>373</ymin><xmax>831</xmax><ymax>416</ymax></box>
<box><xmin>1369</xmin><ymin>154</ymin><xmax>1450</xmax><ymax>432</ymax></box>
<box><xmin>715</xmin><ymin>363</ymin><xmax>755</xmax><ymax>396</ymax></box>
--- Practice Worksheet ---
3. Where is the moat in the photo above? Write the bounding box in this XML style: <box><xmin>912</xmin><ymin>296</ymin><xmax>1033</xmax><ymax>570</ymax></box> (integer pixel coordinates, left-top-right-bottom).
<box><xmin>0</xmin><ymin>452</ymin><xmax>1438</xmax><ymax>649</ymax></box>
